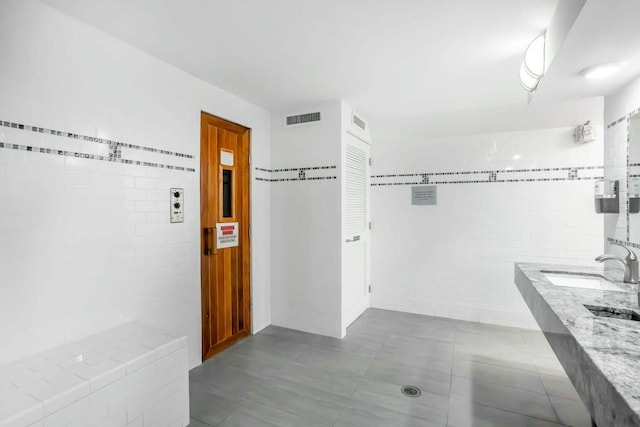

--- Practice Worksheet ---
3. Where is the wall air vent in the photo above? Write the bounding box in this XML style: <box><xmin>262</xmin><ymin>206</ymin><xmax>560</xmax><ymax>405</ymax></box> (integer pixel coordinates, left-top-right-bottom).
<box><xmin>285</xmin><ymin>111</ymin><xmax>322</xmax><ymax>127</ymax></box>
<box><xmin>352</xmin><ymin>113</ymin><xmax>366</xmax><ymax>131</ymax></box>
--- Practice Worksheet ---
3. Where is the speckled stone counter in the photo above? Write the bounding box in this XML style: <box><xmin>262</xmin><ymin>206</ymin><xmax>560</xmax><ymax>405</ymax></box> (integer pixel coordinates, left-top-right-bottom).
<box><xmin>515</xmin><ymin>263</ymin><xmax>640</xmax><ymax>427</ymax></box>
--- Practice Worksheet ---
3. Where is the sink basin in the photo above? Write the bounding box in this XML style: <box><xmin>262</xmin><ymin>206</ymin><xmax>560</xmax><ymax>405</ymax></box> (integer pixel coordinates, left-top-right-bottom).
<box><xmin>584</xmin><ymin>304</ymin><xmax>640</xmax><ymax>321</ymax></box>
<box><xmin>541</xmin><ymin>271</ymin><xmax>625</xmax><ymax>292</ymax></box>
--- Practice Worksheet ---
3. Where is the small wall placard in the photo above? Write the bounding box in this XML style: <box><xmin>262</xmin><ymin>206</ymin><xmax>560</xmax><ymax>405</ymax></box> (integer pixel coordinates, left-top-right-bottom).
<box><xmin>216</xmin><ymin>222</ymin><xmax>239</xmax><ymax>248</ymax></box>
<box><xmin>412</xmin><ymin>185</ymin><xmax>437</xmax><ymax>205</ymax></box>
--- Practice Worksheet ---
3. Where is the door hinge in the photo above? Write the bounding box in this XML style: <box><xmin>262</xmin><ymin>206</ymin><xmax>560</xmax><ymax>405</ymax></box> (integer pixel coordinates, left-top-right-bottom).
<box><xmin>368</xmin><ymin>157</ymin><xmax>372</xmax><ymax>166</ymax></box>
<box><xmin>368</xmin><ymin>221</ymin><xmax>372</xmax><ymax>230</ymax></box>
<box><xmin>368</xmin><ymin>285</ymin><xmax>372</xmax><ymax>293</ymax></box>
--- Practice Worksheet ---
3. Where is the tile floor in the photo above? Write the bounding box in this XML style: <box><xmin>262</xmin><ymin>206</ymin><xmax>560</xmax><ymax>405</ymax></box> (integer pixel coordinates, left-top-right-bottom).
<box><xmin>188</xmin><ymin>309</ymin><xmax>592</xmax><ymax>426</ymax></box>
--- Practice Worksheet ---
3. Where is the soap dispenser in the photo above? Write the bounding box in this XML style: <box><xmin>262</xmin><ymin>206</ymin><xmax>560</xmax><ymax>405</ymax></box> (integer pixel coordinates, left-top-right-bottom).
<box><xmin>594</xmin><ymin>180</ymin><xmax>619</xmax><ymax>214</ymax></box>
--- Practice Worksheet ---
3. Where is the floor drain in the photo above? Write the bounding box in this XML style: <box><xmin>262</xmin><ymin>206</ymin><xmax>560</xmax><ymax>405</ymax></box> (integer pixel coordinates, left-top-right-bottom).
<box><xmin>401</xmin><ymin>385</ymin><xmax>422</xmax><ymax>398</ymax></box>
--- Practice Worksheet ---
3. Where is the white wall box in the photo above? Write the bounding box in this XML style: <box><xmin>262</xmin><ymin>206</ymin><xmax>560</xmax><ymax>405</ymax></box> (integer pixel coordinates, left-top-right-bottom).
<box><xmin>0</xmin><ymin>323</ymin><xmax>188</xmax><ymax>427</ymax></box>
<box><xmin>271</xmin><ymin>102</ymin><xmax>372</xmax><ymax>338</ymax></box>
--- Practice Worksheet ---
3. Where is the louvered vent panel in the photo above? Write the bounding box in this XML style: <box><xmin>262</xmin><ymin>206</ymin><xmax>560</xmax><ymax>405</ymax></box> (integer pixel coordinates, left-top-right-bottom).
<box><xmin>352</xmin><ymin>114</ymin><xmax>366</xmax><ymax>131</ymax></box>
<box><xmin>285</xmin><ymin>112</ymin><xmax>322</xmax><ymax>126</ymax></box>
<box><xmin>346</xmin><ymin>144</ymin><xmax>367</xmax><ymax>237</ymax></box>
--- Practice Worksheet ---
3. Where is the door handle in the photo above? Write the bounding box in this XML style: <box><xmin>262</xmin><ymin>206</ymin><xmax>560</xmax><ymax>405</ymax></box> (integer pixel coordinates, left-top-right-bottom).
<box><xmin>346</xmin><ymin>235</ymin><xmax>361</xmax><ymax>243</ymax></box>
<box><xmin>204</xmin><ymin>227</ymin><xmax>216</xmax><ymax>255</ymax></box>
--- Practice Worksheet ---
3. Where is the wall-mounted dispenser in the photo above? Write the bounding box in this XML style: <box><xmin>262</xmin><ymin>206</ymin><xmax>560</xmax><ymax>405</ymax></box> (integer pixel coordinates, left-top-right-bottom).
<box><xmin>575</xmin><ymin>121</ymin><xmax>596</xmax><ymax>144</ymax></box>
<box><xmin>630</xmin><ymin>178</ymin><xmax>640</xmax><ymax>214</ymax></box>
<box><xmin>594</xmin><ymin>179</ymin><xmax>619</xmax><ymax>214</ymax></box>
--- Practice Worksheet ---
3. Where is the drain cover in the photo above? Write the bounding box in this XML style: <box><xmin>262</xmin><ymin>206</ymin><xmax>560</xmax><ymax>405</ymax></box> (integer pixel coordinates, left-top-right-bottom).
<box><xmin>401</xmin><ymin>385</ymin><xmax>422</xmax><ymax>398</ymax></box>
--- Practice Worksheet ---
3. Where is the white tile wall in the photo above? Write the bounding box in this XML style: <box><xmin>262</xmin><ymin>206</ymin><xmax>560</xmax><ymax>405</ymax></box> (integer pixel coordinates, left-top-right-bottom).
<box><xmin>270</xmin><ymin>101</ymin><xmax>343</xmax><ymax>338</ymax></box>
<box><xmin>0</xmin><ymin>0</ymin><xmax>271</xmax><ymax>368</ymax></box>
<box><xmin>370</xmin><ymin>116</ymin><xmax>605</xmax><ymax>329</ymax></box>
<box><xmin>604</xmin><ymin>120</ymin><xmax>628</xmax><ymax>243</ymax></box>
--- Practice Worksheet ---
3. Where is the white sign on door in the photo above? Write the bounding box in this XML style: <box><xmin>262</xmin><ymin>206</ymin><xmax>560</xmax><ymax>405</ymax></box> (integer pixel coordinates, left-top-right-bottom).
<box><xmin>220</xmin><ymin>149</ymin><xmax>234</xmax><ymax>166</ymax></box>
<box><xmin>216</xmin><ymin>222</ymin><xmax>239</xmax><ymax>248</ymax></box>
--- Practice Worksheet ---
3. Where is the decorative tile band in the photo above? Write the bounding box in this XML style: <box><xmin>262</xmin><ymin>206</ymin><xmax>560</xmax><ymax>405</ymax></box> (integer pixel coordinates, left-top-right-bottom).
<box><xmin>606</xmin><ymin>107</ymin><xmax>640</xmax><ymax>129</ymax></box>
<box><xmin>255</xmin><ymin>165</ymin><xmax>336</xmax><ymax>173</ymax></box>
<box><xmin>0</xmin><ymin>119</ymin><xmax>196</xmax><ymax>172</ymax></box>
<box><xmin>607</xmin><ymin>237</ymin><xmax>640</xmax><ymax>250</ymax></box>
<box><xmin>0</xmin><ymin>141</ymin><xmax>196</xmax><ymax>172</ymax></box>
<box><xmin>254</xmin><ymin>165</ymin><xmax>337</xmax><ymax>182</ymax></box>
<box><xmin>0</xmin><ymin>120</ymin><xmax>194</xmax><ymax>158</ymax></box>
<box><xmin>372</xmin><ymin>166</ymin><xmax>603</xmax><ymax>186</ymax></box>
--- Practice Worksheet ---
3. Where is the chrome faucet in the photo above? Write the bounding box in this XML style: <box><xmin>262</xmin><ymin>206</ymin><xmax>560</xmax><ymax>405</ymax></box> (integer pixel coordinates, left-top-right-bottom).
<box><xmin>595</xmin><ymin>242</ymin><xmax>639</xmax><ymax>284</ymax></box>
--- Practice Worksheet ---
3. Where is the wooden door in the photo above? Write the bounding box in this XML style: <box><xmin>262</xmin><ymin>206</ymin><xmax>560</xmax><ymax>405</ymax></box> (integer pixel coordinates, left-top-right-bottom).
<box><xmin>200</xmin><ymin>112</ymin><xmax>251</xmax><ymax>360</ymax></box>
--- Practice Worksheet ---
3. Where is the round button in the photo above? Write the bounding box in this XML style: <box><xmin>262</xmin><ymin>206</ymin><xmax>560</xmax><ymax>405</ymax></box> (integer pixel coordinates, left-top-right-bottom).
<box><xmin>173</xmin><ymin>191</ymin><xmax>180</xmax><ymax>198</ymax></box>
<box><xmin>174</xmin><ymin>202</ymin><xmax>181</xmax><ymax>209</ymax></box>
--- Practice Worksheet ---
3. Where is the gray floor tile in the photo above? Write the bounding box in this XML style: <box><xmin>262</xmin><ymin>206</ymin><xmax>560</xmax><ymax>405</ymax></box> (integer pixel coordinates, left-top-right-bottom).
<box><xmin>295</xmin><ymin>346</ymin><xmax>374</xmax><ymax>376</ymax></box>
<box><xmin>239</xmin><ymin>382</ymin><xmax>345</xmax><ymax>425</ymax></box>
<box><xmin>456</xmin><ymin>320</ymin><xmax>528</xmax><ymax>343</ymax></box>
<box><xmin>450</xmin><ymin>376</ymin><xmax>560</xmax><ymax>423</ymax></box>
<box><xmin>189</xmin><ymin>382</ymin><xmax>240</xmax><ymax>426</ymax></box>
<box><xmin>447</xmin><ymin>397</ymin><xmax>567</xmax><ymax>427</ymax></box>
<box><xmin>189</xmin><ymin>308</ymin><xmax>588</xmax><ymax>427</ymax></box>
<box><xmin>453</xmin><ymin>346</ymin><xmax>539</xmax><ymax>374</ymax></box>
<box><xmin>232</xmin><ymin>400</ymin><xmax>332</xmax><ymax>427</ymax></box>
<box><xmin>190</xmin><ymin>362</ymin><xmax>269</xmax><ymax>398</ymax></box>
<box><xmin>216</xmin><ymin>411</ymin><xmax>278</xmax><ymax>427</ymax></box>
<box><xmin>532</xmin><ymin>355</ymin><xmax>568</xmax><ymax>377</ymax></box>
<box><xmin>351</xmin><ymin>378</ymin><xmax>450</xmax><ymax>425</ymax></box>
<box><xmin>364</xmin><ymin>359</ymin><xmax>452</xmax><ymax>396</ymax></box>
<box><xmin>228</xmin><ymin>333</ymin><xmax>310</xmax><ymax>361</ymax></box>
<box><xmin>189</xmin><ymin>418</ymin><xmax>213</xmax><ymax>427</ymax></box>
<box><xmin>336</xmin><ymin>398</ymin><xmax>444</xmax><ymax>427</ymax></box>
<box><xmin>376</xmin><ymin>344</ymin><xmax>453</xmax><ymax>375</ymax></box>
<box><xmin>261</xmin><ymin>325</ymin><xmax>383</xmax><ymax>358</ymax></box>
<box><xmin>452</xmin><ymin>358</ymin><xmax>547</xmax><ymax>394</ymax></box>
<box><xmin>549</xmin><ymin>396</ymin><xmax>592</xmax><ymax>427</ymax></box>
<box><xmin>223</xmin><ymin>351</ymin><xmax>361</xmax><ymax>397</ymax></box>
<box><xmin>539</xmin><ymin>374</ymin><xmax>582</xmax><ymax>401</ymax></box>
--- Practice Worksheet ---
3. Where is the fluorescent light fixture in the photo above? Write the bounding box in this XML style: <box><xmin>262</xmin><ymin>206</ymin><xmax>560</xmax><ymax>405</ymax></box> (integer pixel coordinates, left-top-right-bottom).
<box><xmin>519</xmin><ymin>63</ymin><xmax>539</xmax><ymax>91</ymax></box>
<box><xmin>513</xmin><ymin>154</ymin><xmax>521</xmax><ymax>160</ymax></box>
<box><xmin>581</xmin><ymin>62</ymin><xmax>621</xmax><ymax>79</ymax></box>
<box><xmin>519</xmin><ymin>32</ymin><xmax>546</xmax><ymax>92</ymax></box>
<box><xmin>523</xmin><ymin>33</ymin><xmax>546</xmax><ymax>78</ymax></box>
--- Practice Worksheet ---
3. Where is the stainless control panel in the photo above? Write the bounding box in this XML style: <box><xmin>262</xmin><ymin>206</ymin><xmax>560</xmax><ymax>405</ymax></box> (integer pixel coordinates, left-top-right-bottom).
<box><xmin>170</xmin><ymin>188</ymin><xmax>184</xmax><ymax>223</ymax></box>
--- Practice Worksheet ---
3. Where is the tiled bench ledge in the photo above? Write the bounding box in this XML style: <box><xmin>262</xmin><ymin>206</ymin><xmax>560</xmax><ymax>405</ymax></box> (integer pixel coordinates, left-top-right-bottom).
<box><xmin>0</xmin><ymin>322</ymin><xmax>189</xmax><ymax>427</ymax></box>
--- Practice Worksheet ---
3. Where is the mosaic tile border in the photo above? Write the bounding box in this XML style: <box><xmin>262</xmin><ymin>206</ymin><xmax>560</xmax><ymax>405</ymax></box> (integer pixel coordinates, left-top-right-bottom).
<box><xmin>255</xmin><ymin>166</ymin><xmax>336</xmax><ymax>173</ymax></box>
<box><xmin>254</xmin><ymin>165</ymin><xmax>337</xmax><ymax>182</ymax></box>
<box><xmin>371</xmin><ymin>165</ymin><xmax>604</xmax><ymax>186</ymax></box>
<box><xmin>0</xmin><ymin>119</ymin><xmax>196</xmax><ymax>172</ymax></box>
<box><xmin>627</xmin><ymin>115</ymin><xmax>631</xmax><ymax>240</ymax></box>
<box><xmin>0</xmin><ymin>120</ymin><xmax>194</xmax><ymax>158</ymax></box>
<box><xmin>255</xmin><ymin>177</ymin><xmax>337</xmax><ymax>182</ymax></box>
<box><xmin>607</xmin><ymin>237</ymin><xmax>640</xmax><ymax>250</ymax></box>
<box><xmin>0</xmin><ymin>141</ymin><xmax>196</xmax><ymax>172</ymax></box>
<box><xmin>606</xmin><ymin>106</ymin><xmax>640</xmax><ymax>129</ymax></box>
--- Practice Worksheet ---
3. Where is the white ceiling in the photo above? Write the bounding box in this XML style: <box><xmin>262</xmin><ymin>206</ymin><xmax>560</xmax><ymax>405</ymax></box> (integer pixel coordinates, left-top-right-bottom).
<box><xmin>39</xmin><ymin>0</ymin><xmax>640</xmax><ymax>126</ymax></box>
<box><xmin>535</xmin><ymin>0</ymin><xmax>640</xmax><ymax>105</ymax></box>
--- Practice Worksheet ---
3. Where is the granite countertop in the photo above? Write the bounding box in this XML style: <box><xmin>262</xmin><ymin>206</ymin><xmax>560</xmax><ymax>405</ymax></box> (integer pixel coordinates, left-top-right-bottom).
<box><xmin>515</xmin><ymin>263</ymin><xmax>640</xmax><ymax>427</ymax></box>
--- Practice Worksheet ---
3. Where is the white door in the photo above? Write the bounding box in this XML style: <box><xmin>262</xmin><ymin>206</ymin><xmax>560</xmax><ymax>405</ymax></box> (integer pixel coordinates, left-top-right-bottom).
<box><xmin>343</xmin><ymin>132</ymin><xmax>370</xmax><ymax>328</ymax></box>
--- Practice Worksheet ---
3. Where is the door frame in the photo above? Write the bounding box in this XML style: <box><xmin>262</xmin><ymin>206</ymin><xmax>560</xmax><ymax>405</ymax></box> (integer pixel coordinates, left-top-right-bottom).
<box><xmin>200</xmin><ymin>111</ymin><xmax>252</xmax><ymax>361</ymax></box>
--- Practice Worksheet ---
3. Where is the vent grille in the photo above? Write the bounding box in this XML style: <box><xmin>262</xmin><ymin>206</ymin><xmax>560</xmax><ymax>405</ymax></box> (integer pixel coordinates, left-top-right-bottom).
<box><xmin>352</xmin><ymin>114</ymin><xmax>366</xmax><ymax>131</ymax></box>
<box><xmin>345</xmin><ymin>144</ymin><xmax>367</xmax><ymax>237</ymax></box>
<box><xmin>285</xmin><ymin>112</ymin><xmax>322</xmax><ymax>126</ymax></box>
